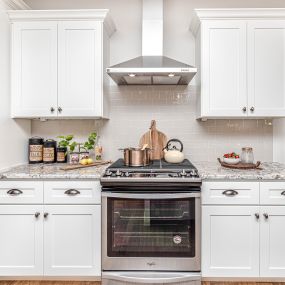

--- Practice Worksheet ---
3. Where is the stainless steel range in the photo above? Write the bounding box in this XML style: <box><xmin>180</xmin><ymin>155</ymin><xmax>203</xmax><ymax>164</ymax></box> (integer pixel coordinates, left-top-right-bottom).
<box><xmin>101</xmin><ymin>159</ymin><xmax>202</xmax><ymax>285</ymax></box>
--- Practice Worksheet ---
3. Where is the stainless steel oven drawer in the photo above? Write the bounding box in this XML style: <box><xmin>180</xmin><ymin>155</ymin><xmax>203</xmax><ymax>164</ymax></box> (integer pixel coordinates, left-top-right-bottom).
<box><xmin>102</xmin><ymin>272</ymin><xmax>201</xmax><ymax>285</ymax></box>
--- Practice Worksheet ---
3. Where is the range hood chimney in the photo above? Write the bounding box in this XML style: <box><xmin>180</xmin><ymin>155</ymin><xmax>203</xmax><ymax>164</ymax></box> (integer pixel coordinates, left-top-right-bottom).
<box><xmin>106</xmin><ymin>0</ymin><xmax>197</xmax><ymax>85</ymax></box>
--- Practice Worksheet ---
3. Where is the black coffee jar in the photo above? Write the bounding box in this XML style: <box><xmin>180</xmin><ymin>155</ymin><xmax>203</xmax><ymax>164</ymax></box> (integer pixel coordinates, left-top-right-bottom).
<box><xmin>29</xmin><ymin>137</ymin><xmax>44</xmax><ymax>164</ymax></box>
<box><xmin>43</xmin><ymin>139</ymin><xmax>57</xmax><ymax>163</ymax></box>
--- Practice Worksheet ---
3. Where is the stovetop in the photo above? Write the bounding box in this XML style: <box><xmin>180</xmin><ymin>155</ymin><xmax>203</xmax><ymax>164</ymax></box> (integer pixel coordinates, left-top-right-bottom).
<box><xmin>100</xmin><ymin>159</ymin><xmax>201</xmax><ymax>189</ymax></box>
<box><xmin>108</xmin><ymin>159</ymin><xmax>198</xmax><ymax>172</ymax></box>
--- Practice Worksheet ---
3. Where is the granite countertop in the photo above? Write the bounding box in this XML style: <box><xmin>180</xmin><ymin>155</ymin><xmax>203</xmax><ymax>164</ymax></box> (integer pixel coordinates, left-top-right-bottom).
<box><xmin>0</xmin><ymin>163</ymin><xmax>110</xmax><ymax>180</ymax></box>
<box><xmin>1</xmin><ymin>161</ymin><xmax>285</xmax><ymax>181</ymax></box>
<box><xmin>195</xmin><ymin>161</ymin><xmax>285</xmax><ymax>180</ymax></box>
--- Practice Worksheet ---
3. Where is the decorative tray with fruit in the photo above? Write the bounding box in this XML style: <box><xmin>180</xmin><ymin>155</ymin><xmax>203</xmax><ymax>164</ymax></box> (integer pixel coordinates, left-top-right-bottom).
<box><xmin>218</xmin><ymin>152</ymin><xmax>261</xmax><ymax>170</ymax></box>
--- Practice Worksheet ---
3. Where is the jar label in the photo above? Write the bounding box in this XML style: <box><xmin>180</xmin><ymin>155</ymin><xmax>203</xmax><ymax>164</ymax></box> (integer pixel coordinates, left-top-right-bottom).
<box><xmin>57</xmin><ymin>152</ymin><xmax>66</xmax><ymax>162</ymax></box>
<box><xmin>29</xmin><ymin>145</ymin><xmax>43</xmax><ymax>162</ymax></box>
<box><xmin>43</xmin><ymin>147</ymin><xmax>55</xmax><ymax>162</ymax></box>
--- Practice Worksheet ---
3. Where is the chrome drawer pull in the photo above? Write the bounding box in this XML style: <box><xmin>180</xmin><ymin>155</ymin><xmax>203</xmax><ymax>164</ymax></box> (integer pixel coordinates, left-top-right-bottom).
<box><xmin>7</xmin><ymin>189</ymin><xmax>23</xmax><ymax>196</ymax></box>
<box><xmin>281</xmin><ymin>191</ymin><xmax>285</xmax><ymax>196</ymax></box>
<box><xmin>222</xmin><ymin>189</ymin><xmax>238</xmax><ymax>196</ymax></box>
<box><xmin>64</xmin><ymin>189</ymin><xmax>80</xmax><ymax>196</ymax></box>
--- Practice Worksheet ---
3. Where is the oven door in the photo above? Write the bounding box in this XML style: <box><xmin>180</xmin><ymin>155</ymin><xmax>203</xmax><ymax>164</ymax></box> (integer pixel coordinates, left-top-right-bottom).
<box><xmin>102</xmin><ymin>192</ymin><xmax>201</xmax><ymax>271</ymax></box>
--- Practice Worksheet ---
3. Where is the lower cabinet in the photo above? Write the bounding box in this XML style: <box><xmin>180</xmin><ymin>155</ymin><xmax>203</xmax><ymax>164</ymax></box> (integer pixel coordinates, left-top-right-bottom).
<box><xmin>260</xmin><ymin>206</ymin><xmax>285</xmax><ymax>277</ymax></box>
<box><xmin>44</xmin><ymin>205</ymin><xmax>101</xmax><ymax>276</ymax></box>
<box><xmin>202</xmin><ymin>181</ymin><xmax>285</xmax><ymax>279</ymax></box>
<box><xmin>0</xmin><ymin>180</ymin><xmax>101</xmax><ymax>277</ymax></box>
<box><xmin>0</xmin><ymin>205</ymin><xmax>43</xmax><ymax>276</ymax></box>
<box><xmin>202</xmin><ymin>206</ymin><xmax>260</xmax><ymax>277</ymax></box>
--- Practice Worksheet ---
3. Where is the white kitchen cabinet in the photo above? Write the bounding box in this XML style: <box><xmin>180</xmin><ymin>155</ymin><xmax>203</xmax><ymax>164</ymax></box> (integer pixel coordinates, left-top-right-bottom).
<box><xmin>202</xmin><ymin>205</ymin><xmax>260</xmax><ymax>277</ymax></box>
<box><xmin>0</xmin><ymin>205</ymin><xmax>43</xmax><ymax>276</ymax></box>
<box><xmin>260</xmin><ymin>206</ymin><xmax>285</xmax><ymax>277</ymax></box>
<box><xmin>11</xmin><ymin>22</ymin><xmax>58</xmax><ymax>118</ymax></box>
<box><xmin>192</xmin><ymin>9</ymin><xmax>285</xmax><ymax>119</ymax></box>
<box><xmin>44</xmin><ymin>205</ymin><xmax>101</xmax><ymax>276</ymax></box>
<box><xmin>9</xmin><ymin>10</ymin><xmax>115</xmax><ymax>119</ymax></box>
<box><xmin>58</xmin><ymin>21</ymin><xmax>103</xmax><ymax>117</ymax></box>
<box><xmin>199</xmin><ymin>20</ymin><xmax>247</xmax><ymax>118</ymax></box>
<box><xmin>247</xmin><ymin>20</ymin><xmax>285</xmax><ymax>117</ymax></box>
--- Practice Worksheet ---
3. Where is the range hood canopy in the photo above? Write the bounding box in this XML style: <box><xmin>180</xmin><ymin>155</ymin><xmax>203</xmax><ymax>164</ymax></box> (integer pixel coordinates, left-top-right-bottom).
<box><xmin>107</xmin><ymin>0</ymin><xmax>197</xmax><ymax>85</ymax></box>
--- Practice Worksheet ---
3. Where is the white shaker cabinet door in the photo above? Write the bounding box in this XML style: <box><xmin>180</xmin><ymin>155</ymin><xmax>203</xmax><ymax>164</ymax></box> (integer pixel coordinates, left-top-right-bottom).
<box><xmin>247</xmin><ymin>20</ymin><xmax>285</xmax><ymax>117</ymax></box>
<box><xmin>202</xmin><ymin>206</ymin><xmax>260</xmax><ymax>278</ymax></box>
<box><xmin>58</xmin><ymin>21</ymin><xmax>102</xmax><ymax>118</ymax></box>
<box><xmin>260</xmin><ymin>206</ymin><xmax>285</xmax><ymax>277</ymax></box>
<box><xmin>43</xmin><ymin>205</ymin><xmax>101</xmax><ymax>276</ymax></box>
<box><xmin>201</xmin><ymin>20</ymin><xmax>247</xmax><ymax>117</ymax></box>
<box><xmin>11</xmin><ymin>22</ymin><xmax>58</xmax><ymax>118</ymax></box>
<box><xmin>0</xmin><ymin>205</ymin><xmax>43</xmax><ymax>276</ymax></box>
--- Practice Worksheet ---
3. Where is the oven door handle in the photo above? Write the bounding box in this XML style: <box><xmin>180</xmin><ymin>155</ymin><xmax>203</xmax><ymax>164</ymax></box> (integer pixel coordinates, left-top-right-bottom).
<box><xmin>102</xmin><ymin>272</ymin><xmax>201</xmax><ymax>284</ymax></box>
<box><xmin>101</xmin><ymin>192</ymin><xmax>200</xmax><ymax>199</ymax></box>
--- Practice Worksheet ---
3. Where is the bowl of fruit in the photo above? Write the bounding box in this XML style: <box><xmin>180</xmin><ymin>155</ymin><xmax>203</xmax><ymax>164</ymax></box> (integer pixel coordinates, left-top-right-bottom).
<box><xmin>223</xmin><ymin>152</ymin><xmax>240</xmax><ymax>165</ymax></box>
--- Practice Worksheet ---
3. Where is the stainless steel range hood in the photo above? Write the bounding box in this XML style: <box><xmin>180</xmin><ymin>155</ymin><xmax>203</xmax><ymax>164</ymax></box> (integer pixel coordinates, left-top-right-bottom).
<box><xmin>106</xmin><ymin>0</ymin><xmax>197</xmax><ymax>85</ymax></box>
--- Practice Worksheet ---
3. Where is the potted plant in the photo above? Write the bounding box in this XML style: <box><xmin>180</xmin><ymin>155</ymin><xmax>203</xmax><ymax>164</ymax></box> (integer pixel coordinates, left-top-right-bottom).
<box><xmin>57</xmin><ymin>135</ymin><xmax>79</xmax><ymax>164</ymax></box>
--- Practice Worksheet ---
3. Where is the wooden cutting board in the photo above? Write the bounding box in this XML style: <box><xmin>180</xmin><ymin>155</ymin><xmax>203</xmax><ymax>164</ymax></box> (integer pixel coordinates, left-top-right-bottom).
<box><xmin>60</xmin><ymin>160</ymin><xmax>112</xmax><ymax>171</ymax></box>
<box><xmin>139</xmin><ymin>120</ymin><xmax>167</xmax><ymax>160</ymax></box>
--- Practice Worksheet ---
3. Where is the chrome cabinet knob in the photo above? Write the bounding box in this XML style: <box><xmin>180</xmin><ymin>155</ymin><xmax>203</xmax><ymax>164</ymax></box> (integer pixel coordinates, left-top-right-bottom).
<box><xmin>263</xmin><ymin>213</ymin><xmax>269</xmax><ymax>219</ymax></box>
<box><xmin>242</xmin><ymin>107</ymin><xmax>247</xmax><ymax>112</ymax></box>
<box><xmin>255</xmin><ymin>213</ymin><xmax>260</xmax><ymax>220</ymax></box>
<box><xmin>44</xmin><ymin>212</ymin><xmax>49</xmax><ymax>218</ymax></box>
<box><xmin>250</xmin><ymin>107</ymin><xmax>255</xmax><ymax>112</ymax></box>
<box><xmin>58</xmin><ymin>107</ymin><xmax>62</xmax><ymax>113</ymax></box>
<box><xmin>50</xmin><ymin>107</ymin><xmax>55</xmax><ymax>113</ymax></box>
<box><xmin>35</xmin><ymin>212</ymin><xmax>40</xmax><ymax>218</ymax></box>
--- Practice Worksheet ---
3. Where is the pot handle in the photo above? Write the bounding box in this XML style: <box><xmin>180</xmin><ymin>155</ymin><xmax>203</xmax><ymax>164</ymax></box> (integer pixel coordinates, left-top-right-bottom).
<box><xmin>165</xmin><ymin>139</ymin><xmax>183</xmax><ymax>152</ymax></box>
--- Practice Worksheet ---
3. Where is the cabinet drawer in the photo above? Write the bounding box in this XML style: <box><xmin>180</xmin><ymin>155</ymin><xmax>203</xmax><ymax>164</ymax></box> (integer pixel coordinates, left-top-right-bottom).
<box><xmin>202</xmin><ymin>182</ymin><xmax>259</xmax><ymax>205</ymax></box>
<box><xmin>44</xmin><ymin>181</ymin><xmax>101</xmax><ymax>204</ymax></box>
<box><xmin>260</xmin><ymin>182</ymin><xmax>285</xmax><ymax>205</ymax></box>
<box><xmin>0</xmin><ymin>181</ymin><xmax>43</xmax><ymax>204</ymax></box>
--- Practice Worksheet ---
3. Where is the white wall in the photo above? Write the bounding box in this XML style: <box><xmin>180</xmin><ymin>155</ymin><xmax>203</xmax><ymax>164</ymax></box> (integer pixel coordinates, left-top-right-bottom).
<box><xmin>0</xmin><ymin>1</ymin><xmax>31</xmax><ymax>169</ymax></box>
<box><xmin>26</xmin><ymin>0</ymin><xmax>277</xmax><ymax>162</ymax></box>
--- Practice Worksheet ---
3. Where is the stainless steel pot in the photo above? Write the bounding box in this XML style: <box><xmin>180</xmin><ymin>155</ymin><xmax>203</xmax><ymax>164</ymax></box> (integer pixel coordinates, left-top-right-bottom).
<box><xmin>120</xmin><ymin>148</ymin><xmax>151</xmax><ymax>166</ymax></box>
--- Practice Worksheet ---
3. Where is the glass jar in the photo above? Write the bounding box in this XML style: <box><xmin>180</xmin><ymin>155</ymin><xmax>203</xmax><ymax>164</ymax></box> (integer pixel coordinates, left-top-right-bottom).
<box><xmin>69</xmin><ymin>152</ymin><xmax>80</xmax><ymax>165</ymax></box>
<box><xmin>241</xmin><ymin>147</ymin><xmax>254</xmax><ymax>164</ymax></box>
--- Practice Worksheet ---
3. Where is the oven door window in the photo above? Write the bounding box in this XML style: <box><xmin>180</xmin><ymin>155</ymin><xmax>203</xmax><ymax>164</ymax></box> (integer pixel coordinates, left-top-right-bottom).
<box><xmin>107</xmin><ymin>197</ymin><xmax>196</xmax><ymax>257</ymax></box>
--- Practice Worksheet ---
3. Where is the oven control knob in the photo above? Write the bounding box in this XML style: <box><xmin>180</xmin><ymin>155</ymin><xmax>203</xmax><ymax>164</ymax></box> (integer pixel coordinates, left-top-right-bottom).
<box><xmin>190</xmin><ymin>169</ymin><xmax>196</xmax><ymax>177</ymax></box>
<box><xmin>115</xmin><ymin>170</ymin><xmax>122</xmax><ymax>177</ymax></box>
<box><xmin>124</xmin><ymin>172</ymin><xmax>130</xmax><ymax>177</ymax></box>
<box><xmin>105</xmin><ymin>170</ymin><xmax>113</xmax><ymax>176</ymax></box>
<box><xmin>180</xmin><ymin>169</ymin><xmax>187</xmax><ymax>177</ymax></box>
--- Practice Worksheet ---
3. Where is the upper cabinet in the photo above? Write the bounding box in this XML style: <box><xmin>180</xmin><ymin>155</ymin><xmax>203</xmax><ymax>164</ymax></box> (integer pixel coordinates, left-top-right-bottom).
<box><xmin>191</xmin><ymin>9</ymin><xmax>285</xmax><ymax>119</ymax></box>
<box><xmin>8</xmin><ymin>10</ymin><xmax>116</xmax><ymax>119</ymax></box>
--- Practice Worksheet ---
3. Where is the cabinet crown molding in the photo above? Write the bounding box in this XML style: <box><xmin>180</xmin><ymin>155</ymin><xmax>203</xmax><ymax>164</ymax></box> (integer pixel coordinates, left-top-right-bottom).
<box><xmin>190</xmin><ymin>8</ymin><xmax>285</xmax><ymax>36</ymax></box>
<box><xmin>7</xmin><ymin>9</ymin><xmax>116</xmax><ymax>36</ymax></box>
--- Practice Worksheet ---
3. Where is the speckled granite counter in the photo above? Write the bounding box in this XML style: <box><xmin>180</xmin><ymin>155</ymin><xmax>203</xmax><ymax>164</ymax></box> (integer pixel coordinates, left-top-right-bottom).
<box><xmin>1</xmin><ymin>161</ymin><xmax>285</xmax><ymax>181</ymax></box>
<box><xmin>0</xmin><ymin>163</ymin><xmax>110</xmax><ymax>180</ymax></box>
<box><xmin>195</xmin><ymin>161</ymin><xmax>285</xmax><ymax>180</ymax></box>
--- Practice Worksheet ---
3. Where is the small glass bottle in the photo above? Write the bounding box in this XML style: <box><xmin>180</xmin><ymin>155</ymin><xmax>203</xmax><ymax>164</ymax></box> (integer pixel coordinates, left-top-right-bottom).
<box><xmin>94</xmin><ymin>136</ymin><xmax>103</xmax><ymax>161</ymax></box>
<box><xmin>241</xmin><ymin>147</ymin><xmax>254</xmax><ymax>164</ymax></box>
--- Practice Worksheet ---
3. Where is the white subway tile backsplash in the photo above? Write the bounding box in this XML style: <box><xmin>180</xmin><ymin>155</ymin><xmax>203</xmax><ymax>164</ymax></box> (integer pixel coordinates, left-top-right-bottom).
<box><xmin>31</xmin><ymin>85</ymin><xmax>273</xmax><ymax>163</ymax></box>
